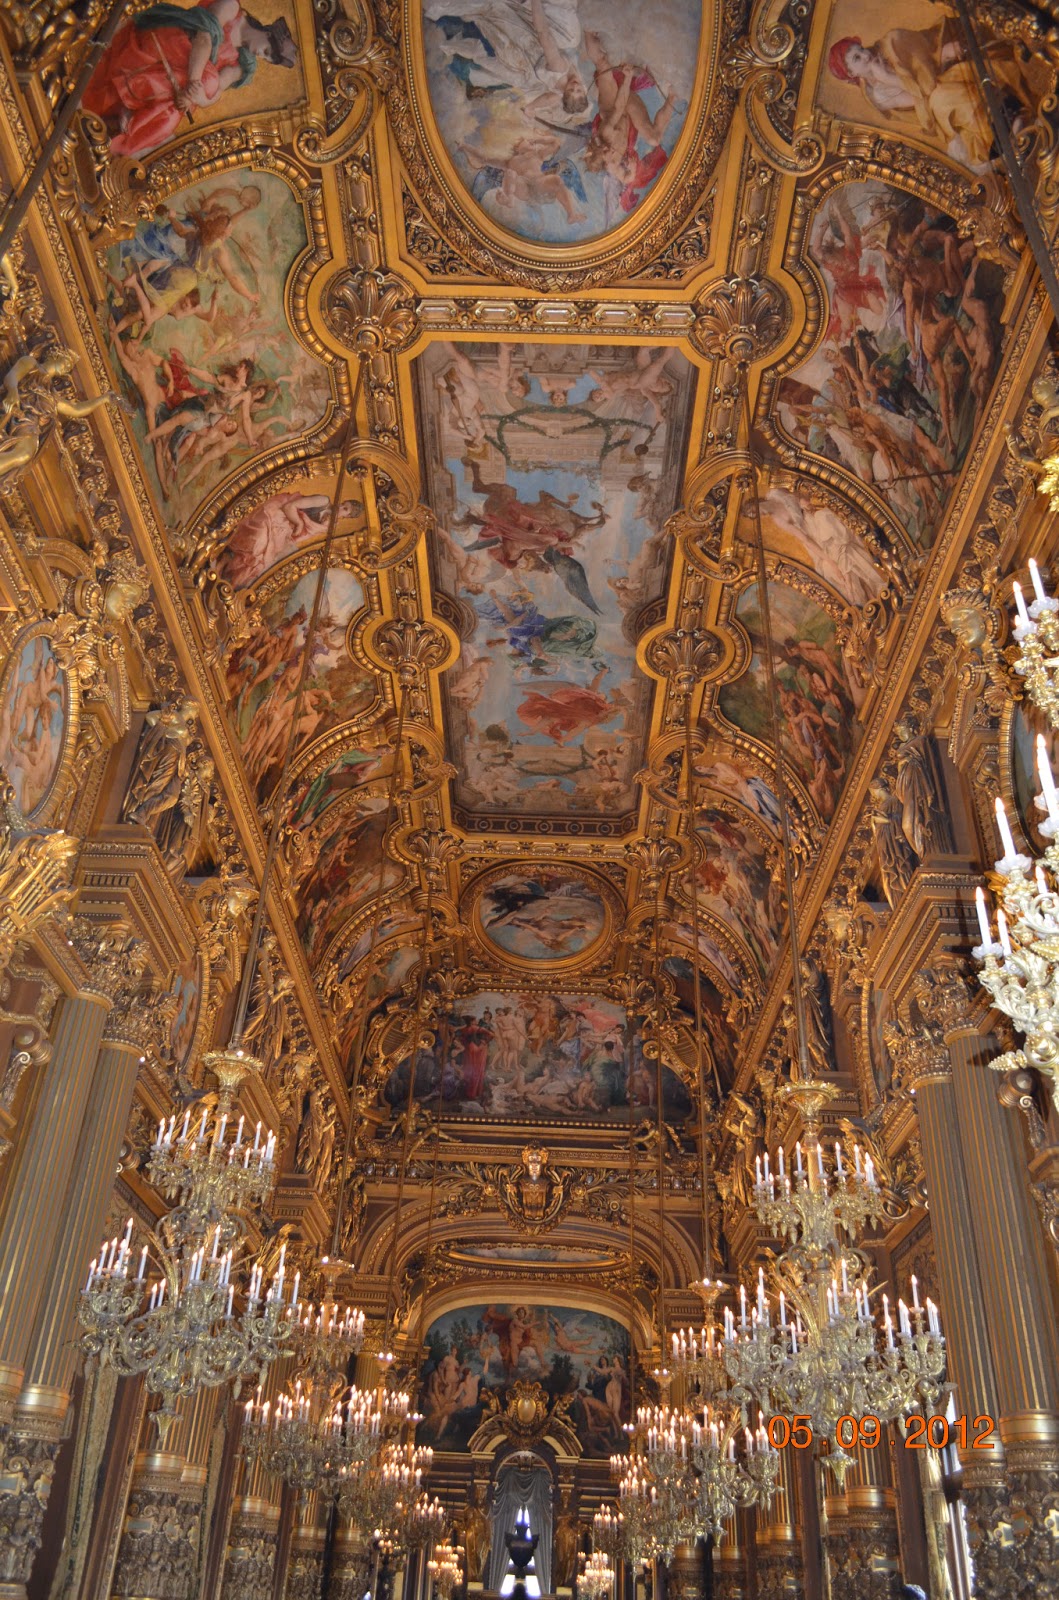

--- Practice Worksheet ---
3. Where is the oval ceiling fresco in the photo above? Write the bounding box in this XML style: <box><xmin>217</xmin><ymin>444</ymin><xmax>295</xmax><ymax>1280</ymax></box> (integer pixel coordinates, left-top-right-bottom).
<box><xmin>416</xmin><ymin>0</ymin><xmax>707</xmax><ymax>245</ymax></box>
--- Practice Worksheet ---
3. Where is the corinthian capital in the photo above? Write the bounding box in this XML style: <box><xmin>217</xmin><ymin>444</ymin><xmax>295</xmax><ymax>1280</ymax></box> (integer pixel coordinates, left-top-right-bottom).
<box><xmin>71</xmin><ymin>921</ymin><xmax>148</xmax><ymax>1005</ymax></box>
<box><xmin>913</xmin><ymin>962</ymin><xmax>977</xmax><ymax>1042</ymax></box>
<box><xmin>103</xmin><ymin>983</ymin><xmax>180</xmax><ymax>1055</ymax></box>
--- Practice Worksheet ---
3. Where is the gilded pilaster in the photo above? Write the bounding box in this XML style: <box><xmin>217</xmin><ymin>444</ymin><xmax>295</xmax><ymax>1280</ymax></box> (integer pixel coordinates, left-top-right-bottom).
<box><xmin>284</xmin><ymin>1494</ymin><xmax>328</xmax><ymax>1600</ymax></box>
<box><xmin>20</xmin><ymin>1033</ymin><xmax>143</xmax><ymax>1409</ymax></box>
<box><xmin>0</xmin><ymin>986</ymin><xmax>111</xmax><ymax>1409</ymax></box>
<box><xmin>665</xmin><ymin>1539</ymin><xmax>704</xmax><ymax>1600</ymax></box>
<box><xmin>917</xmin><ymin>963</ymin><xmax>1059</xmax><ymax>1596</ymax></box>
<box><xmin>927</xmin><ymin>965</ymin><xmax>1059</xmax><ymax>1451</ymax></box>
<box><xmin>823</xmin><ymin>1438</ymin><xmax>900</xmax><ymax>1600</ymax></box>
<box><xmin>327</xmin><ymin>1526</ymin><xmax>372</xmax><ymax>1600</ymax></box>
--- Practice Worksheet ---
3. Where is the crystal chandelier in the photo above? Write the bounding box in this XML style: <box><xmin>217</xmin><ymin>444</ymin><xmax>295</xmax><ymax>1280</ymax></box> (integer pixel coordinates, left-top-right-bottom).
<box><xmin>974</xmin><ymin>627</ymin><xmax>1059</xmax><ymax>1116</ymax></box>
<box><xmin>580</xmin><ymin>1551</ymin><xmax>614</xmax><ymax>1600</ymax></box>
<box><xmin>240</xmin><ymin>1251</ymin><xmax>369</xmax><ymax>1495</ymax></box>
<box><xmin>79</xmin><ymin>1049</ymin><xmax>298</xmax><ymax>1431</ymax></box>
<box><xmin>339</xmin><ymin>1436</ymin><xmax>433</xmax><ymax>1535</ymax></box>
<box><xmin>428</xmin><ymin>1542</ymin><xmax>464</xmax><ymax>1600</ymax></box>
<box><xmin>687</xmin><ymin>1406</ymin><xmax>776</xmax><ymax>1539</ymax></box>
<box><xmin>621</xmin><ymin>1405</ymin><xmax>698</xmax><ymax>1562</ymax></box>
<box><xmin>242</xmin><ymin>1375</ymin><xmax>401</xmax><ymax>1497</ymax></box>
<box><xmin>720</xmin><ymin>1084</ymin><xmax>945</xmax><ymax>1483</ymax></box>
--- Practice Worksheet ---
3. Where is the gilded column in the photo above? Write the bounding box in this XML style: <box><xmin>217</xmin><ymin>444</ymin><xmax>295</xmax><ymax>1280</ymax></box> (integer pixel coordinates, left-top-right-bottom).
<box><xmin>883</xmin><ymin>993</ymin><xmax>1002</xmax><ymax>1430</ymax></box>
<box><xmin>0</xmin><ymin>929</ymin><xmax>149</xmax><ymax>1600</ymax></box>
<box><xmin>111</xmin><ymin>1387</ymin><xmax>222</xmax><ymax>1600</ymax></box>
<box><xmin>0</xmin><ymin>984</ymin><xmax>112</xmax><ymax>1408</ymax></box>
<box><xmin>285</xmin><ymin>1493</ymin><xmax>329</xmax><ymax>1600</ymax></box>
<box><xmin>711</xmin><ymin>1515</ymin><xmax>746</xmax><ymax>1600</ymax></box>
<box><xmin>823</xmin><ymin>1438</ymin><xmax>900</xmax><ymax>1600</ymax></box>
<box><xmin>327</xmin><ymin>1524</ymin><xmax>373</xmax><ymax>1600</ymax></box>
<box><xmin>925</xmin><ymin>963</ymin><xmax>1059</xmax><ymax>1597</ymax></box>
<box><xmin>755</xmin><ymin>1443</ymin><xmax>804</xmax><ymax>1600</ymax></box>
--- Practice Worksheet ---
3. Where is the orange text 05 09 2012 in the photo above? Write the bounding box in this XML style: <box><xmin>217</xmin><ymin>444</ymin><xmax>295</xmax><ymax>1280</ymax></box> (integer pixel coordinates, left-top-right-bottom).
<box><xmin>763</xmin><ymin>1414</ymin><xmax>997</xmax><ymax>1451</ymax></box>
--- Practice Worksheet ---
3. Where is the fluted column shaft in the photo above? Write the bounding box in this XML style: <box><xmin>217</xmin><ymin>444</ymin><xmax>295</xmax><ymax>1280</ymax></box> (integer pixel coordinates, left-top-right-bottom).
<box><xmin>944</xmin><ymin>1020</ymin><xmax>1059</xmax><ymax>1452</ymax></box>
<box><xmin>22</xmin><ymin>1037</ymin><xmax>142</xmax><ymax>1413</ymax></box>
<box><xmin>910</xmin><ymin>1066</ymin><xmax>1001</xmax><ymax>1433</ymax></box>
<box><xmin>0</xmin><ymin>991</ymin><xmax>110</xmax><ymax>1408</ymax></box>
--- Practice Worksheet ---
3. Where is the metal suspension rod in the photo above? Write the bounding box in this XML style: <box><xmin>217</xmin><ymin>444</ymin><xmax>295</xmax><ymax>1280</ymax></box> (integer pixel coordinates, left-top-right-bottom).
<box><xmin>0</xmin><ymin>0</ymin><xmax>132</xmax><ymax>261</ymax></box>
<box><xmin>737</xmin><ymin>367</ymin><xmax>811</xmax><ymax>1081</ymax></box>
<box><xmin>683</xmin><ymin>695</ymin><xmax>718</xmax><ymax>1276</ymax></box>
<box><xmin>952</xmin><ymin>0</ymin><xmax>1059</xmax><ymax>326</ymax></box>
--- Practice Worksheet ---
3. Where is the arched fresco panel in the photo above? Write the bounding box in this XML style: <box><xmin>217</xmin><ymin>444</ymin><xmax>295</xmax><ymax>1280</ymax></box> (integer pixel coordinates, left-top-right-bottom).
<box><xmin>104</xmin><ymin>169</ymin><xmax>331</xmax><ymax>522</ymax></box>
<box><xmin>215</xmin><ymin>480</ymin><xmax>366</xmax><ymax>592</ymax></box>
<box><xmin>816</xmin><ymin>1</ymin><xmax>1053</xmax><ymax>173</ymax></box>
<box><xmin>419</xmin><ymin>1301</ymin><xmax>630</xmax><ymax>1455</ymax></box>
<box><xmin>692</xmin><ymin>805</ymin><xmax>780</xmax><ymax>983</ymax></box>
<box><xmin>774</xmin><ymin>179</ymin><xmax>1004</xmax><ymax>551</ymax></box>
<box><xmin>225</xmin><ymin>567</ymin><xmax>375</xmax><ymax>795</ymax></box>
<box><xmin>718</xmin><ymin>581</ymin><xmax>858</xmax><ymax>822</ymax></box>
<box><xmin>84</xmin><ymin>0</ymin><xmax>303</xmax><ymax>158</ymax></box>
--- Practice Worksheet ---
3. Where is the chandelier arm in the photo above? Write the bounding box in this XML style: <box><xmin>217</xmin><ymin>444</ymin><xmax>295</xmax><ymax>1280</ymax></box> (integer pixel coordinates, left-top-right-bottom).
<box><xmin>230</xmin><ymin>360</ymin><xmax>368</xmax><ymax>1046</ymax></box>
<box><xmin>736</xmin><ymin>365</ymin><xmax>811</xmax><ymax>1081</ymax></box>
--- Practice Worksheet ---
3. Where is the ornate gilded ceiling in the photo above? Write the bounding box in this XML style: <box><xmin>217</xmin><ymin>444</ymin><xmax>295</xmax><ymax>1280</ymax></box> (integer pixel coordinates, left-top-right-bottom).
<box><xmin>11</xmin><ymin>0</ymin><xmax>1052</xmax><ymax>1148</ymax></box>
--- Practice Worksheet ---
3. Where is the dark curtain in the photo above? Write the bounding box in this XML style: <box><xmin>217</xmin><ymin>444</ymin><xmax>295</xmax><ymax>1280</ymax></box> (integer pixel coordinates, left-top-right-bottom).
<box><xmin>487</xmin><ymin>1463</ymin><xmax>554</xmax><ymax>1594</ymax></box>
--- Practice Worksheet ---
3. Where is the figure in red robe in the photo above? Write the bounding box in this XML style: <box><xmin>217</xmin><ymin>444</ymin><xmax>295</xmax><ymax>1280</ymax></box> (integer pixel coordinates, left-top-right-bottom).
<box><xmin>83</xmin><ymin>0</ymin><xmax>297</xmax><ymax>158</ymax></box>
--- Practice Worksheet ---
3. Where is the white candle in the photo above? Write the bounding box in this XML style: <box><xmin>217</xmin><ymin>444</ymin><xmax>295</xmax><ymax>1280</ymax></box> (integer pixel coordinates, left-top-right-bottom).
<box><xmin>777</xmin><ymin>1144</ymin><xmax>785</xmax><ymax>1179</ymax></box>
<box><xmin>995</xmin><ymin>796</ymin><xmax>1017</xmax><ymax>861</ymax></box>
<box><xmin>1030</xmin><ymin>558</ymin><xmax>1048</xmax><ymax>607</ymax></box>
<box><xmin>975</xmin><ymin>886</ymin><xmax>994</xmax><ymax>949</ymax></box>
<box><xmin>137</xmin><ymin>1245</ymin><xmax>148</xmax><ymax>1281</ymax></box>
<box><xmin>997</xmin><ymin>908</ymin><xmax>1013</xmax><ymax>956</ymax></box>
<box><xmin>1014</xmin><ymin>579</ymin><xmax>1032</xmax><ymax>627</ymax></box>
<box><xmin>795</xmin><ymin>1142</ymin><xmax>804</xmax><ymax>1178</ymax></box>
<box><xmin>911</xmin><ymin>1274</ymin><xmax>920</xmax><ymax>1310</ymax></box>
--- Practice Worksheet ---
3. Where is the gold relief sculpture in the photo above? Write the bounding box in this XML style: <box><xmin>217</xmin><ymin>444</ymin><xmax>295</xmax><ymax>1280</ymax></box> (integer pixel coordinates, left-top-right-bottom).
<box><xmin>0</xmin><ymin>339</ymin><xmax>129</xmax><ymax>489</ymax></box>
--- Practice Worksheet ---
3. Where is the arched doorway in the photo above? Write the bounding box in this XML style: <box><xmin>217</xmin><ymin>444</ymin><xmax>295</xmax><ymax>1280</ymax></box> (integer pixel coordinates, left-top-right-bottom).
<box><xmin>487</xmin><ymin>1451</ymin><xmax>554</xmax><ymax>1595</ymax></box>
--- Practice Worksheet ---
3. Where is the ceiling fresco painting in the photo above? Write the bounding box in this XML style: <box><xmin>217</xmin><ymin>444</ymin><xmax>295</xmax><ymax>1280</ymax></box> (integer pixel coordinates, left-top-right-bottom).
<box><xmin>224</xmin><ymin>566</ymin><xmax>377</xmax><ymax>795</ymax></box>
<box><xmin>816</xmin><ymin>1</ymin><xmax>1044</xmax><ymax>171</ymax></box>
<box><xmin>418</xmin><ymin>0</ymin><xmax>703</xmax><ymax>244</ymax></box>
<box><xmin>415</xmin><ymin>338</ymin><xmax>694</xmax><ymax>828</ymax></box>
<box><xmin>382</xmin><ymin>988</ymin><xmax>692</xmax><ymax>1119</ymax></box>
<box><xmin>83</xmin><ymin>0</ymin><xmax>303</xmax><ymax>157</ymax></box>
<box><xmin>104</xmin><ymin>168</ymin><xmax>331</xmax><ymax>521</ymax></box>
<box><xmin>473</xmin><ymin>868</ymin><xmax>611</xmax><ymax>963</ymax></box>
<box><xmin>14</xmin><ymin>0</ymin><xmax>1059</xmax><ymax>1553</ymax></box>
<box><xmin>747</xmin><ymin>481</ymin><xmax>892</xmax><ymax>609</ymax></box>
<box><xmin>0</xmin><ymin>632</ymin><xmax>70</xmax><ymax>821</ymax></box>
<box><xmin>774</xmin><ymin>179</ymin><xmax>1005</xmax><ymax>550</ymax></box>
<box><xmin>688</xmin><ymin>804</ymin><xmax>781</xmax><ymax>983</ymax></box>
<box><xmin>419</xmin><ymin>1302</ymin><xmax>630</xmax><ymax>1454</ymax></box>
<box><xmin>718</xmin><ymin>580</ymin><xmax>860</xmax><ymax>823</ymax></box>
<box><xmin>215</xmin><ymin>478</ymin><xmax>367</xmax><ymax>591</ymax></box>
